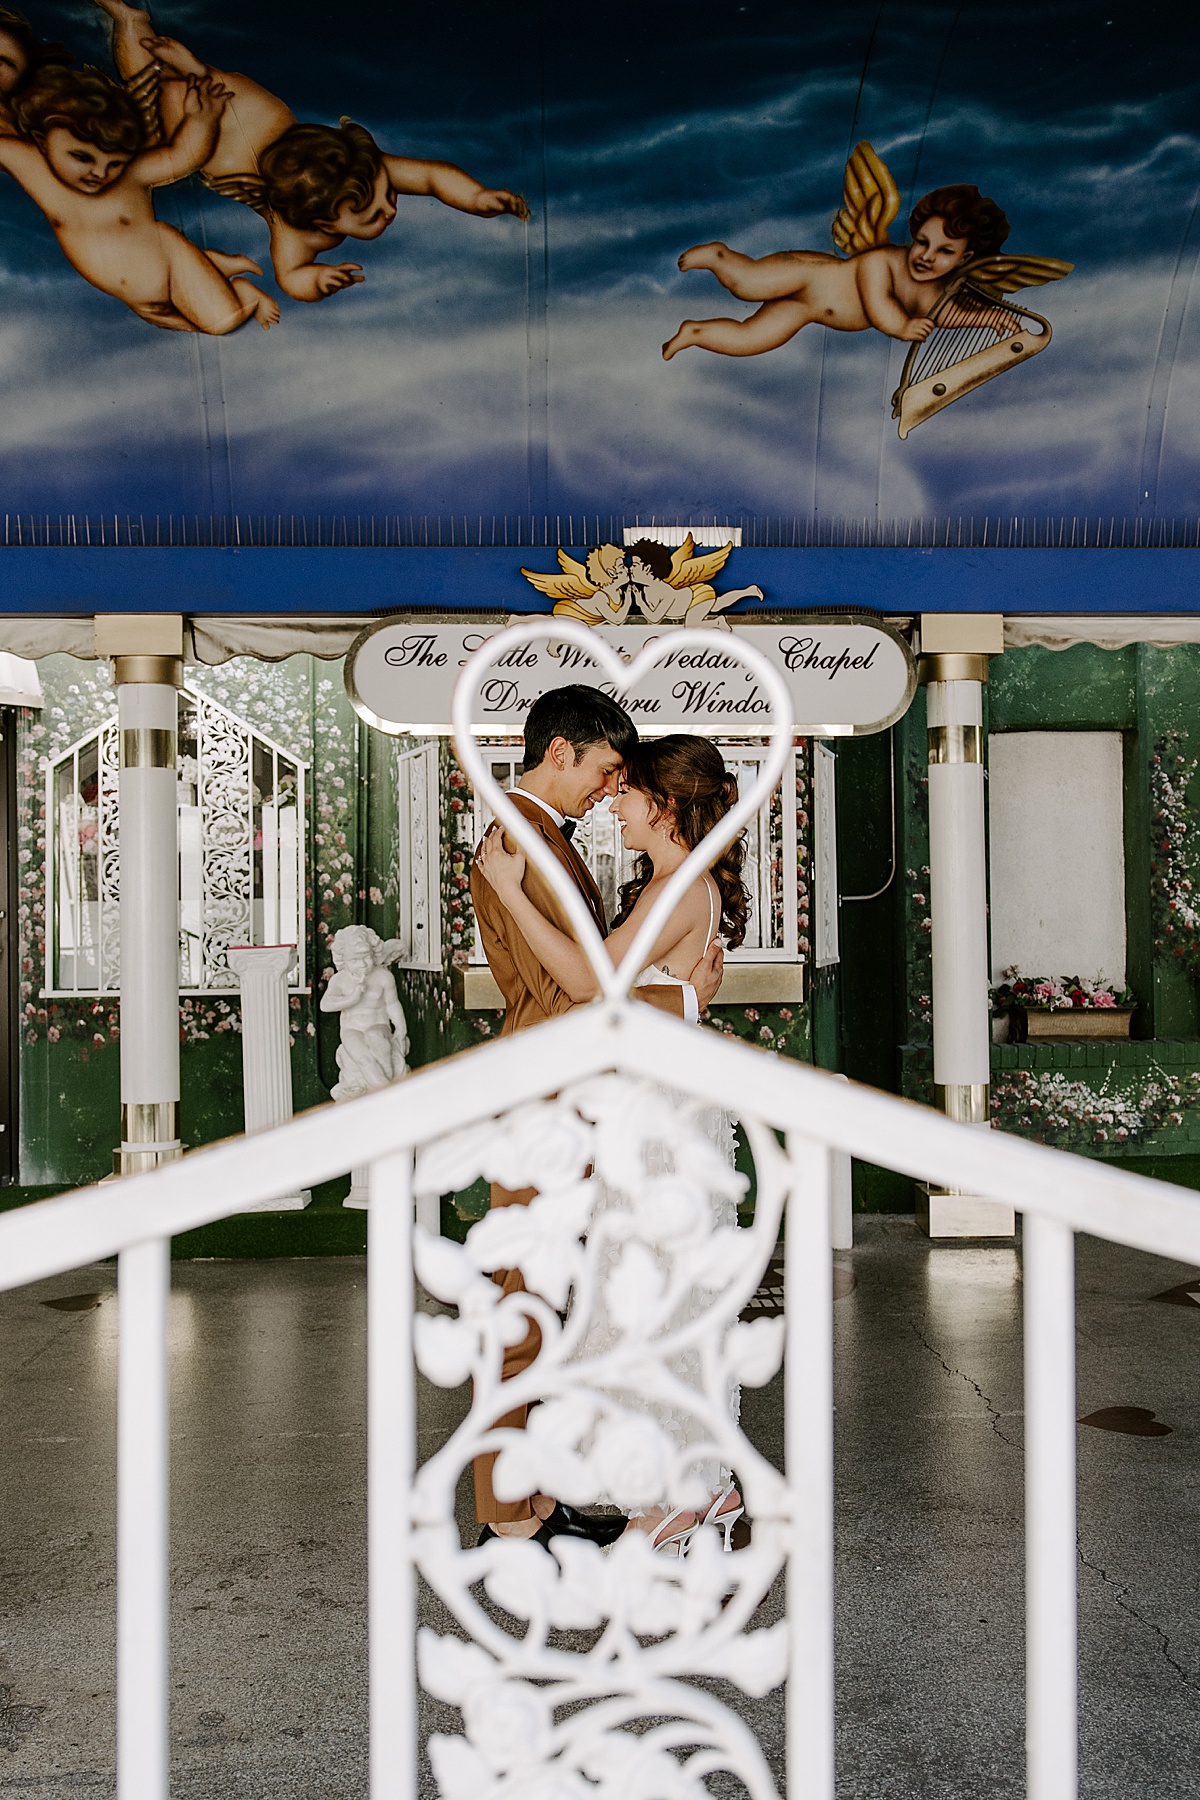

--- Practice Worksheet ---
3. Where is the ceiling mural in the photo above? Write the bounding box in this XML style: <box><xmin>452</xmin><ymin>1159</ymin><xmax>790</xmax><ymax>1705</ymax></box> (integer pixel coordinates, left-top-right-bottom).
<box><xmin>0</xmin><ymin>0</ymin><xmax>1193</xmax><ymax>527</ymax></box>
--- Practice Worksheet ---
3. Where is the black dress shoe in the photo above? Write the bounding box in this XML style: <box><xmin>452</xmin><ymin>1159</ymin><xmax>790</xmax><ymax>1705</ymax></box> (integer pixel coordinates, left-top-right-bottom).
<box><xmin>541</xmin><ymin>1501</ymin><xmax>628</xmax><ymax>1547</ymax></box>
<box><xmin>477</xmin><ymin>1521</ymin><xmax>555</xmax><ymax>1550</ymax></box>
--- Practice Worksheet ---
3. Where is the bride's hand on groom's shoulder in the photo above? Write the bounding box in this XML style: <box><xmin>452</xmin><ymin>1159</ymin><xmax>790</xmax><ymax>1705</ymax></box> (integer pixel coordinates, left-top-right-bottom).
<box><xmin>475</xmin><ymin>828</ymin><xmax>526</xmax><ymax>899</ymax></box>
<box><xmin>693</xmin><ymin>939</ymin><xmax>724</xmax><ymax>1013</ymax></box>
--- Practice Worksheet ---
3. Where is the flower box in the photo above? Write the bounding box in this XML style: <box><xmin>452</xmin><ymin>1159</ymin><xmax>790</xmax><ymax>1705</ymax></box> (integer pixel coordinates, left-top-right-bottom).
<box><xmin>1023</xmin><ymin>1007</ymin><xmax>1135</xmax><ymax>1042</ymax></box>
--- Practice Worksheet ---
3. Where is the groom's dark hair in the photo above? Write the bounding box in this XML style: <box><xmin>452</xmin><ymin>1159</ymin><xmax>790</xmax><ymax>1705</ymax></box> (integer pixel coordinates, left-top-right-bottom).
<box><xmin>522</xmin><ymin>684</ymin><xmax>637</xmax><ymax>772</ymax></box>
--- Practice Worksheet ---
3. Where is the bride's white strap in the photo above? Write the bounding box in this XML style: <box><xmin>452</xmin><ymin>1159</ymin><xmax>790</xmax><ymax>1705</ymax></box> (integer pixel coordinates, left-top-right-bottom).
<box><xmin>705</xmin><ymin>877</ymin><xmax>717</xmax><ymax>951</ymax></box>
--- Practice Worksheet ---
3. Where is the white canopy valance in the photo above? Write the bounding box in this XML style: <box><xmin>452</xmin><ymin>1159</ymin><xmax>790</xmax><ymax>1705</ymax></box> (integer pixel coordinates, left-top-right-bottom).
<box><xmin>1003</xmin><ymin>615</ymin><xmax>1200</xmax><ymax>650</ymax></box>
<box><xmin>0</xmin><ymin>615</ymin><xmax>373</xmax><ymax>663</ymax></box>
<box><xmin>0</xmin><ymin>612</ymin><xmax>1199</xmax><ymax>665</ymax></box>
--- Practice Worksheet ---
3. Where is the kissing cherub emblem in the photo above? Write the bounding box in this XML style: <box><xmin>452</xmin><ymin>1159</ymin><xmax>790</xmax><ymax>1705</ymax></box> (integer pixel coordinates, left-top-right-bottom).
<box><xmin>664</xmin><ymin>142</ymin><xmax>1073</xmax><ymax>435</ymax></box>
<box><xmin>520</xmin><ymin>536</ymin><xmax>762</xmax><ymax>630</ymax></box>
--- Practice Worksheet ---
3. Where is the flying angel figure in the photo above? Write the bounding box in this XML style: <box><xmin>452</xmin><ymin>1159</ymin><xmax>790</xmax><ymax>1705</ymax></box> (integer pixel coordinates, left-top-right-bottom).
<box><xmin>663</xmin><ymin>143</ymin><xmax>1073</xmax><ymax>434</ymax></box>
<box><xmin>521</xmin><ymin>536</ymin><xmax>762</xmax><ymax>631</ymax></box>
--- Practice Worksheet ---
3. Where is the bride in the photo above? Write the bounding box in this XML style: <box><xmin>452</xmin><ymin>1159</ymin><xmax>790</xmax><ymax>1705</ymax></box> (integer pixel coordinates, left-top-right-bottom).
<box><xmin>474</xmin><ymin>733</ymin><xmax>751</xmax><ymax>1554</ymax></box>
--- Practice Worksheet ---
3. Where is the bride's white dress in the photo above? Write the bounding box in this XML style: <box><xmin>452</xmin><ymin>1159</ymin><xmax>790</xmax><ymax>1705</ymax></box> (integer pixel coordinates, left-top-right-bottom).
<box><xmin>577</xmin><ymin>879</ymin><xmax>741</xmax><ymax>1509</ymax></box>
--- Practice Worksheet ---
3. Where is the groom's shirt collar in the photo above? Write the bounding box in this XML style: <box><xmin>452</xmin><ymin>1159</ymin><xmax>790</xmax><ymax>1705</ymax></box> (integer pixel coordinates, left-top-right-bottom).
<box><xmin>518</xmin><ymin>789</ymin><xmax>566</xmax><ymax>830</ymax></box>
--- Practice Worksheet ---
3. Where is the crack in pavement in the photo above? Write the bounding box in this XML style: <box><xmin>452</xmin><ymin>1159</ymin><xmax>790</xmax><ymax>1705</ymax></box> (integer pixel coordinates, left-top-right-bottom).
<box><xmin>1078</xmin><ymin>1544</ymin><xmax>1196</xmax><ymax>1690</ymax></box>
<box><xmin>908</xmin><ymin>1320</ymin><xmax>1017</xmax><ymax>1447</ymax></box>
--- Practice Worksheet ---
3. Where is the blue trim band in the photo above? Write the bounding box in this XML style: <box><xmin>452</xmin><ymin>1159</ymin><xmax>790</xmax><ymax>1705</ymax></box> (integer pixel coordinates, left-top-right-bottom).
<box><xmin>0</xmin><ymin>546</ymin><xmax>1193</xmax><ymax>616</ymax></box>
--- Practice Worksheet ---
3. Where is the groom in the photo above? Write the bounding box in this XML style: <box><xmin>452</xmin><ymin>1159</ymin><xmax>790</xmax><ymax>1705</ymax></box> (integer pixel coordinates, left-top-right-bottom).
<box><xmin>469</xmin><ymin>683</ymin><xmax>723</xmax><ymax>1544</ymax></box>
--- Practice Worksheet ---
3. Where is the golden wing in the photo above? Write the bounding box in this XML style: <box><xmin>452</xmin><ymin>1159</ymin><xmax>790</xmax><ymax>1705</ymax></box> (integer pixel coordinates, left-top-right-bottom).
<box><xmin>201</xmin><ymin>170</ymin><xmax>271</xmax><ymax>217</ymax></box>
<box><xmin>667</xmin><ymin>535</ymin><xmax>734</xmax><ymax>589</ymax></box>
<box><xmin>831</xmin><ymin>142</ymin><xmax>901</xmax><ymax>255</ymax></box>
<box><xmin>124</xmin><ymin>61</ymin><xmax>164</xmax><ymax>149</ymax></box>
<box><xmin>960</xmin><ymin>255</ymin><xmax>1074</xmax><ymax>300</ymax></box>
<box><xmin>519</xmin><ymin>547</ymin><xmax>600</xmax><ymax>603</ymax></box>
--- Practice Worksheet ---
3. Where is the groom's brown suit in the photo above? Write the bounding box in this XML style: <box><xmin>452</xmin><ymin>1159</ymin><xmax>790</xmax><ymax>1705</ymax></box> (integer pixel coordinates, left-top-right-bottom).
<box><xmin>470</xmin><ymin>791</ymin><xmax>688</xmax><ymax>1522</ymax></box>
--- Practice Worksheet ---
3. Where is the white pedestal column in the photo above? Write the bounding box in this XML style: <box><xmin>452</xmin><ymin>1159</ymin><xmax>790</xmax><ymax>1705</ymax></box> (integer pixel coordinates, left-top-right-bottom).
<box><xmin>114</xmin><ymin>659</ymin><xmax>182</xmax><ymax>1176</ymax></box>
<box><xmin>919</xmin><ymin>652</ymin><xmax>1014</xmax><ymax>1239</ymax></box>
<box><xmin>227</xmin><ymin>945</ymin><xmax>309</xmax><ymax>1211</ymax></box>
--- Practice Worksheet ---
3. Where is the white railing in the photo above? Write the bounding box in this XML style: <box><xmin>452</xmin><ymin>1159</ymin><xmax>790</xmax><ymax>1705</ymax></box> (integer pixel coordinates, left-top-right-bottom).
<box><xmin>4</xmin><ymin>1000</ymin><xmax>1200</xmax><ymax>1800</ymax></box>
<box><xmin>9</xmin><ymin>625</ymin><xmax>1200</xmax><ymax>1797</ymax></box>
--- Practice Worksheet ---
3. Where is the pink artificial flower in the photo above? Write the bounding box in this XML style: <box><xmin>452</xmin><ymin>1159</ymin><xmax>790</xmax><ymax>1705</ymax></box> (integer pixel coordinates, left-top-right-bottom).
<box><xmin>1092</xmin><ymin>991</ymin><xmax>1116</xmax><ymax>1007</ymax></box>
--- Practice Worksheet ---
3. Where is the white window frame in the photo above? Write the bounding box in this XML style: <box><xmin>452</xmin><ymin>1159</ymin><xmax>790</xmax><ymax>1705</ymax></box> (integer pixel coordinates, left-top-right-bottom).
<box><xmin>813</xmin><ymin>741</ymin><xmax>840</xmax><ymax>968</ymax></box>
<box><xmin>396</xmin><ymin>740</ymin><xmax>442</xmax><ymax>970</ymax></box>
<box><xmin>44</xmin><ymin>688</ymin><xmax>309</xmax><ymax>997</ymax></box>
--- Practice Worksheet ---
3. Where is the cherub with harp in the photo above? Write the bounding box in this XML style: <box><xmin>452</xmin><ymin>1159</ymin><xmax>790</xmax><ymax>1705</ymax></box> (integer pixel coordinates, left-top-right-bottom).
<box><xmin>663</xmin><ymin>143</ymin><xmax>1073</xmax><ymax>434</ymax></box>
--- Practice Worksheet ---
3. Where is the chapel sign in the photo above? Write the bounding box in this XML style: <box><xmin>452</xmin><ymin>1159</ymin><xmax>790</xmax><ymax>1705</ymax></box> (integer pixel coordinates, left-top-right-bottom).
<box><xmin>345</xmin><ymin>617</ymin><xmax>915</xmax><ymax>737</ymax></box>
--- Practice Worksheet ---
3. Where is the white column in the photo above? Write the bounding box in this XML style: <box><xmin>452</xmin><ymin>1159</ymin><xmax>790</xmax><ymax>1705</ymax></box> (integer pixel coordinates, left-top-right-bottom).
<box><xmin>227</xmin><ymin>944</ymin><xmax>309</xmax><ymax>1211</ymax></box>
<box><xmin>927</xmin><ymin>674</ymin><xmax>991</xmax><ymax>1093</ymax></box>
<box><xmin>114</xmin><ymin>655</ymin><xmax>182</xmax><ymax>1176</ymax></box>
<box><xmin>918</xmin><ymin>631</ymin><xmax>1014</xmax><ymax>1238</ymax></box>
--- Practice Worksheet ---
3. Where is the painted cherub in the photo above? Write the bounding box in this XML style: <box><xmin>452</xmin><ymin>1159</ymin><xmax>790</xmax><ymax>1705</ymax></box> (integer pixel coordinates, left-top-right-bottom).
<box><xmin>95</xmin><ymin>0</ymin><xmax>528</xmax><ymax>303</ymax></box>
<box><xmin>0</xmin><ymin>64</ymin><xmax>279</xmax><ymax>332</ymax></box>
<box><xmin>0</xmin><ymin>6</ymin><xmax>72</xmax><ymax>135</ymax></box>
<box><xmin>663</xmin><ymin>141</ymin><xmax>1072</xmax><ymax>361</ymax></box>
<box><xmin>320</xmin><ymin>925</ymin><xmax>409</xmax><ymax>1102</ymax></box>
<box><xmin>522</xmin><ymin>535</ymin><xmax>763</xmax><ymax>631</ymax></box>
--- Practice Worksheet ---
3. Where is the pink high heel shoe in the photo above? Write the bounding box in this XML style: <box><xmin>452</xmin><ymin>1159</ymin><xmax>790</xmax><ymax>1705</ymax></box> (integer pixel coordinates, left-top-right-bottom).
<box><xmin>699</xmin><ymin>1487</ymin><xmax>744</xmax><ymax>1551</ymax></box>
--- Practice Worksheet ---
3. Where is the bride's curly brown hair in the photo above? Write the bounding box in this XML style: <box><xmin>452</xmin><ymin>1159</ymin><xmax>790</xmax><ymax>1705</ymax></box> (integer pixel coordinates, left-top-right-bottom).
<box><xmin>612</xmin><ymin>735</ymin><xmax>749</xmax><ymax>949</ymax></box>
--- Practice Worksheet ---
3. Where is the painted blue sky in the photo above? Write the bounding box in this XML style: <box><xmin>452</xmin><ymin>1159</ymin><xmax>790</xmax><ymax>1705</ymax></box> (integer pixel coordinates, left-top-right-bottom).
<box><xmin>0</xmin><ymin>0</ymin><xmax>1196</xmax><ymax>526</ymax></box>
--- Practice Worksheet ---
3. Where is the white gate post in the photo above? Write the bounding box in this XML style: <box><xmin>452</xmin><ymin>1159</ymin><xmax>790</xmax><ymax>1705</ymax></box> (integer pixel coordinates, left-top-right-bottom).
<box><xmin>785</xmin><ymin>1133</ymin><xmax>836</xmax><ymax>1800</ymax></box>
<box><xmin>917</xmin><ymin>615</ymin><xmax>1013</xmax><ymax>1238</ymax></box>
<box><xmin>1023</xmin><ymin>1211</ymin><xmax>1078</xmax><ymax>1800</ymax></box>
<box><xmin>227</xmin><ymin>944</ymin><xmax>309</xmax><ymax>1209</ymax></box>
<box><xmin>99</xmin><ymin>618</ymin><xmax>184</xmax><ymax>1177</ymax></box>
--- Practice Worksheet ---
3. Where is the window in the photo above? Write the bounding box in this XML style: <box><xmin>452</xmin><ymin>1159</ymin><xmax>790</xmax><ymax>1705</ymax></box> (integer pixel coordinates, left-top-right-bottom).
<box><xmin>468</xmin><ymin>740</ymin><xmax>800</xmax><ymax>963</ymax></box>
<box><xmin>396</xmin><ymin>741</ymin><xmax>441</xmax><ymax>970</ymax></box>
<box><xmin>987</xmin><ymin>731</ymin><xmax>1126</xmax><ymax>985</ymax></box>
<box><xmin>813</xmin><ymin>742</ymin><xmax>839</xmax><ymax>967</ymax></box>
<box><xmin>47</xmin><ymin>688</ymin><xmax>308</xmax><ymax>995</ymax></box>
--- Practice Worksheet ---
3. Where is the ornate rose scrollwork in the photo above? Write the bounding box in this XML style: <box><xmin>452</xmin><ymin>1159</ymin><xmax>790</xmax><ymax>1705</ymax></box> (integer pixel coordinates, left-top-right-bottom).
<box><xmin>410</xmin><ymin>1075</ymin><xmax>794</xmax><ymax>1800</ymax></box>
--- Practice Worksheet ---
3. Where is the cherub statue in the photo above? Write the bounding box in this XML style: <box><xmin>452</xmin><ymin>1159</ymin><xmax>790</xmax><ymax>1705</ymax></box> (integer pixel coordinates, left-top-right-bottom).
<box><xmin>662</xmin><ymin>141</ymin><xmax>1072</xmax><ymax>362</ymax></box>
<box><xmin>521</xmin><ymin>534</ymin><xmax>763</xmax><ymax>631</ymax></box>
<box><xmin>320</xmin><ymin>925</ymin><xmax>409</xmax><ymax>1102</ymax></box>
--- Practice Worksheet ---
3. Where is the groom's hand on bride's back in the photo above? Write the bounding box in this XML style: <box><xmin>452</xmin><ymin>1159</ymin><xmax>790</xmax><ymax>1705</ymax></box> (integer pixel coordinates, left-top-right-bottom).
<box><xmin>693</xmin><ymin>940</ymin><xmax>724</xmax><ymax>1013</ymax></box>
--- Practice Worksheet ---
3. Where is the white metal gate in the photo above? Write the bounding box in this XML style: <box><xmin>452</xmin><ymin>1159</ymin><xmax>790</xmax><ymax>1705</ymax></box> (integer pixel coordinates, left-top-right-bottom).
<box><xmin>5</xmin><ymin>625</ymin><xmax>1200</xmax><ymax>1797</ymax></box>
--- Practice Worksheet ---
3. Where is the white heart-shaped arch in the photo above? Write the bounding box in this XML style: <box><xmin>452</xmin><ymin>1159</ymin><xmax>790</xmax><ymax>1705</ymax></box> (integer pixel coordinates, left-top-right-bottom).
<box><xmin>451</xmin><ymin>621</ymin><xmax>795</xmax><ymax>1005</ymax></box>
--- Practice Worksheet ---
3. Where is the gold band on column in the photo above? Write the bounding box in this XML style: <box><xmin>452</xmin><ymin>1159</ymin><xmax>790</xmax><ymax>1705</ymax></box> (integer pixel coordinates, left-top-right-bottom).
<box><xmin>111</xmin><ymin>654</ymin><xmax>184</xmax><ymax>687</ymax></box>
<box><xmin>918</xmin><ymin>652</ymin><xmax>990</xmax><ymax>685</ymax></box>
<box><xmin>935</xmin><ymin>1082</ymin><xmax>991</xmax><ymax>1124</ymax></box>
<box><xmin>120</xmin><ymin>728</ymin><xmax>177</xmax><ymax>769</ymax></box>
<box><xmin>115</xmin><ymin>1101</ymin><xmax>181</xmax><ymax>1175</ymax></box>
<box><xmin>927</xmin><ymin>723</ymin><xmax>983</xmax><ymax>765</ymax></box>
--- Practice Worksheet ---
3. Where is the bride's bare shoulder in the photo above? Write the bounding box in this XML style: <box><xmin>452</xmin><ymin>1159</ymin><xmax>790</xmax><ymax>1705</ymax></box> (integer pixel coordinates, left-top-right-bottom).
<box><xmin>627</xmin><ymin>872</ymin><xmax>708</xmax><ymax>926</ymax></box>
